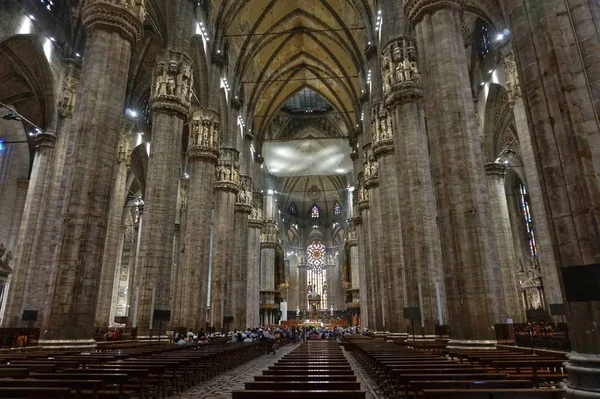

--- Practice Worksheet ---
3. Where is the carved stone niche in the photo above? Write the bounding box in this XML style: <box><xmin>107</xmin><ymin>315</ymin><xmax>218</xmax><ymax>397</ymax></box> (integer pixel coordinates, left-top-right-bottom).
<box><xmin>151</xmin><ymin>50</ymin><xmax>194</xmax><ymax>119</ymax></box>
<box><xmin>188</xmin><ymin>109</ymin><xmax>220</xmax><ymax>164</ymax></box>
<box><xmin>117</xmin><ymin>119</ymin><xmax>134</xmax><ymax>165</ymax></box>
<box><xmin>81</xmin><ymin>0</ymin><xmax>145</xmax><ymax>43</ymax></box>
<box><xmin>235</xmin><ymin>175</ymin><xmax>253</xmax><ymax>213</ymax></box>
<box><xmin>260</xmin><ymin>220</ymin><xmax>279</xmax><ymax>245</ymax></box>
<box><xmin>503</xmin><ymin>50</ymin><xmax>522</xmax><ymax>104</ymax></box>
<box><xmin>215</xmin><ymin>147</ymin><xmax>240</xmax><ymax>192</ymax></box>
<box><xmin>356</xmin><ymin>174</ymin><xmax>370</xmax><ymax>211</ymax></box>
<box><xmin>363</xmin><ymin>147</ymin><xmax>379</xmax><ymax>189</ymax></box>
<box><xmin>346</xmin><ymin>222</ymin><xmax>358</xmax><ymax>246</ymax></box>
<box><xmin>371</xmin><ymin>103</ymin><xmax>393</xmax><ymax>157</ymax></box>
<box><xmin>382</xmin><ymin>37</ymin><xmax>423</xmax><ymax>106</ymax></box>
<box><xmin>249</xmin><ymin>193</ymin><xmax>264</xmax><ymax>228</ymax></box>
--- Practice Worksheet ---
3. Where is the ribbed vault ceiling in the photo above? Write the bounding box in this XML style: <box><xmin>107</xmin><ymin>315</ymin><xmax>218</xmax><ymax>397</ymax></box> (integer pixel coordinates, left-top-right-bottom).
<box><xmin>212</xmin><ymin>0</ymin><xmax>371</xmax><ymax>138</ymax></box>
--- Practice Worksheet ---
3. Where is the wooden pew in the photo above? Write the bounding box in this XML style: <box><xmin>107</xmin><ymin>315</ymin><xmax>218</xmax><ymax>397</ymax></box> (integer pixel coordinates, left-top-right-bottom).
<box><xmin>244</xmin><ymin>381</ymin><xmax>361</xmax><ymax>390</ymax></box>
<box><xmin>410</xmin><ymin>380</ymin><xmax>534</xmax><ymax>397</ymax></box>
<box><xmin>253</xmin><ymin>375</ymin><xmax>357</xmax><ymax>382</ymax></box>
<box><xmin>232</xmin><ymin>390</ymin><xmax>365</xmax><ymax>399</ymax></box>
<box><xmin>422</xmin><ymin>388</ymin><xmax>564</xmax><ymax>399</ymax></box>
<box><xmin>0</xmin><ymin>387</ymin><xmax>72</xmax><ymax>398</ymax></box>
<box><xmin>31</xmin><ymin>372</ymin><xmax>130</xmax><ymax>399</ymax></box>
<box><xmin>398</xmin><ymin>373</ymin><xmax>509</xmax><ymax>397</ymax></box>
<box><xmin>0</xmin><ymin>378</ymin><xmax>103</xmax><ymax>399</ymax></box>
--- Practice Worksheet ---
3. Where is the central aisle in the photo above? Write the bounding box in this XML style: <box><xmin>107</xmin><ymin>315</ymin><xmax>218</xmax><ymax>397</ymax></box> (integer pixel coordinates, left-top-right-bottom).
<box><xmin>173</xmin><ymin>340</ymin><xmax>384</xmax><ymax>398</ymax></box>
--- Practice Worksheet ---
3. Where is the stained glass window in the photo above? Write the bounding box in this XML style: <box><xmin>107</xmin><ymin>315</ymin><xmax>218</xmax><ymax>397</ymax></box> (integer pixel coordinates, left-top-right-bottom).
<box><xmin>311</xmin><ymin>205</ymin><xmax>319</xmax><ymax>218</ymax></box>
<box><xmin>289</xmin><ymin>202</ymin><xmax>298</xmax><ymax>215</ymax></box>
<box><xmin>333</xmin><ymin>202</ymin><xmax>341</xmax><ymax>215</ymax></box>
<box><xmin>306</xmin><ymin>240</ymin><xmax>327</xmax><ymax>310</ymax></box>
<box><xmin>478</xmin><ymin>25</ymin><xmax>491</xmax><ymax>60</ymax></box>
<box><xmin>519</xmin><ymin>184</ymin><xmax>538</xmax><ymax>259</ymax></box>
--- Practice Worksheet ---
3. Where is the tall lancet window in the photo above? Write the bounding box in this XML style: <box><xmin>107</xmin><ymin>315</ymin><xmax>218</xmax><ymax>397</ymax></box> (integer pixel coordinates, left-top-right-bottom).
<box><xmin>478</xmin><ymin>25</ymin><xmax>491</xmax><ymax>60</ymax></box>
<box><xmin>519</xmin><ymin>184</ymin><xmax>538</xmax><ymax>260</ymax></box>
<box><xmin>306</xmin><ymin>240</ymin><xmax>327</xmax><ymax>309</ymax></box>
<box><xmin>289</xmin><ymin>202</ymin><xmax>298</xmax><ymax>215</ymax></box>
<box><xmin>311</xmin><ymin>205</ymin><xmax>320</xmax><ymax>218</ymax></box>
<box><xmin>333</xmin><ymin>202</ymin><xmax>341</xmax><ymax>215</ymax></box>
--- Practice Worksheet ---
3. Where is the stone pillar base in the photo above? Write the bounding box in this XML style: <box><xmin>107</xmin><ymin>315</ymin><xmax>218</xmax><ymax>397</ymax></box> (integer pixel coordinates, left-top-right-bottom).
<box><xmin>38</xmin><ymin>339</ymin><xmax>97</xmax><ymax>351</ymax></box>
<box><xmin>447</xmin><ymin>339</ymin><xmax>497</xmax><ymax>350</ymax></box>
<box><xmin>562</xmin><ymin>352</ymin><xmax>600</xmax><ymax>398</ymax></box>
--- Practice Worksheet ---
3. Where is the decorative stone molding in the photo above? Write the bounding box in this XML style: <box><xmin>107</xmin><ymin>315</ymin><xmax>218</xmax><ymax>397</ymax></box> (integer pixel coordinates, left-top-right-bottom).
<box><xmin>117</xmin><ymin>120</ymin><xmax>134</xmax><ymax>165</ymax></box>
<box><xmin>34</xmin><ymin>132</ymin><xmax>57</xmax><ymax>150</ymax></box>
<box><xmin>383</xmin><ymin>37</ymin><xmax>423</xmax><ymax>106</ymax></box>
<box><xmin>260</xmin><ymin>220</ymin><xmax>279</xmax><ymax>246</ymax></box>
<box><xmin>81</xmin><ymin>0</ymin><xmax>144</xmax><ymax>43</ymax></box>
<box><xmin>484</xmin><ymin>162</ymin><xmax>507</xmax><ymax>178</ymax></box>
<box><xmin>214</xmin><ymin>147</ymin><xmax>239</xmax><ymax>193</ymax></box>
<box><xmin>188</xmin><ymin>109</ymin><xmax>220</xmax><ymax>164</ymax></box>
<box><xmin>363</xmin><ymin>149</ymin><xmax>379</xmax><ymax>189</ymax></box>
<box><xmin>503</xmin><ymin>51</ymin><xmax>522</xmax><ymax>104</ymax></box>
<box><xmin>404</xmin><ymin>0</ymin><xmax>464</xmax><ymax>25</ymax></box>
<box><xmin>57</xmin><ymin>60</ymin><xmax>81</xmax><ymax>118</ymax></box>
<box><xmin>235</xmin><ymin>175</ymin><xmax>253</xmax><ymax>213</ymax></box>
<box><xmin>371</xmin><ymin>103</ymin><xmax>394</xmax><ymax>158</ymax></box>
<box><xmin>150</xmin><ymin>51</ymin><xmax>193</xmax><ymax>119</ymax></box>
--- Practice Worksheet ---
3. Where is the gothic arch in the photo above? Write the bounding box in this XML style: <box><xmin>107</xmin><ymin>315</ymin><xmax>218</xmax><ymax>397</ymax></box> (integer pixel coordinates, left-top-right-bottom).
<box><xmin>0</xmin><ymin>34</ymin><xmax>57</xmax><ymax>135</ymax></box>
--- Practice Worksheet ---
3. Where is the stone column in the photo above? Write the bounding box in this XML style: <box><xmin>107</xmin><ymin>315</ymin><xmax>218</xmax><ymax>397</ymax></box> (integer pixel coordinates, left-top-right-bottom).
<box><xmin>485</xmin><ymin>162</ymin><xmax>524</xmax><ymax>322</ymax></box>
<box><xmin>503</xmin><ymin>1</ymin><xmax>600</xmax><ymax>395</ymax></box>
<box><xmin>372</xmin><ymin>103</ymin><xmax>406</xmax><ymax>332</ymax></box>
<box><xmin>364</xmin><ymin>153</ymin><xmax>387</xmax><ymax>330</ymax></box>
<box><xmin>210</xmin><ymin>148</ymin><xmax>239</xmax><ymax>331</ymax></box>
<box><xmin>135</xmin><ymin>50</ymin><xmax>193</xmax><ymax>336</ymax></box>
<box><xmin>406</xmin><ymin>0</ymin><xmax>506</xmax><ymax>340</ymax></box>
<box><xmin>231</xmin><ymin>175</ymin><xmax>252</xmax><ymax>330</ymax></box>
<box><xmin>383</xmin><ymin>37</ymin><xmax>448</xmax><ymax>333</ymax></box>
<box><xmin>347</xmin><ymin>221</ymin><xmax>359</xmax><ymax>292</ymax></box>
<box><xmin>95</xmin><ymin>119</ymin><xmax>134</xmax><ymax>327</ymax></box>
<box><xmin>40</xmin><ymin>0</ymin><xmax>142</xmax><ymax>344</ymax></box>
<box><xmin>246</xmin><ymin>193</ymin><xmax>263</xmax><ymax>328</ymax></box>
<box><xmin>5</xmin><ymin>180</ymin><xmax>28</xmax><ymax>254</ymax></box>
<box><xmin>260</xmin><ymin>219</ymin><xmax>278</xmax><ymax>326</ymax></box>
<box><xmin>2</xmin><ymin>133</ymin><xmax>56</xmax><ymax>327</ymax></box>
<box><xmin>357</xmin><ymin>178</ymin><xmax>375</xmax><ymax>329</ymax></box>
<box><xmin>172</xmin><ymin>109</ymin><xmax>219</xmax><ymax>332</ymax></box>
<box><xmin>503</xmin><ymin>51</ymin><xmax>562</xmax><ymax>307</ymax></box>
<box><xmin>33</xmin><ymin>60</ymin><xmax>80</xmax><ymax>329</ymax></box>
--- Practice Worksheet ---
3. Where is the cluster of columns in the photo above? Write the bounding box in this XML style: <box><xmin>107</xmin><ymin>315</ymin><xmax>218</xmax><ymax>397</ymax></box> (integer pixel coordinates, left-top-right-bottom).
<box><xmin>1</xmin><ymin>0</ymin><xmax>276</xmax><ymax>343</ymax></box>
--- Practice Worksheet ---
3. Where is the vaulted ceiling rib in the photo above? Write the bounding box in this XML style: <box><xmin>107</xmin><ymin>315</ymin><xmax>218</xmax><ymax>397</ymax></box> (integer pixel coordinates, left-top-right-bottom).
<box><xmin>211</xmin><ymin>0</ymin><xmax>370</xmax><ymax>140</ymax></box>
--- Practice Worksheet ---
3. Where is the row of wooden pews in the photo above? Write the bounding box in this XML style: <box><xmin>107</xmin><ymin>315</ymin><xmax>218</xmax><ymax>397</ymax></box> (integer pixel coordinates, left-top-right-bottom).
<box><xmin>0</xmin><ymin>341</ymin><xmax>265</xmax><ymax>399</ymax></box>
<box><xmin>233</xmin><ymin>340</ymin><xmax>366</xmax><ymax>398</ymax></box>
<box><xmin>351</xmin><ymin>341</ymin><xmax>566</xmax><ymax>398</ymax></box>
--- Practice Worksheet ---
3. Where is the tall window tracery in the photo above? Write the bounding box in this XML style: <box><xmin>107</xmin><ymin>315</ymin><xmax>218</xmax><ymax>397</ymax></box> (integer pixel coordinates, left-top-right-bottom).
<box><xmin>519</xmin><ymin>184</ymin><xmax>538</xmax><ymax>260</ymax></box>
<box><xmin>306</xmin><ymin>240</ymin><xmax>327</xmax><ymax>310</ymax></box>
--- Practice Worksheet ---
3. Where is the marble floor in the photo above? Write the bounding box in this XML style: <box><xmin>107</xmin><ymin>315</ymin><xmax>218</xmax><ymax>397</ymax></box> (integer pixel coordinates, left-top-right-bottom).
<box><xmin>172</xmin><ymin>342</ymin><xmax>384</xmax><ymax>399</ymax></box>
